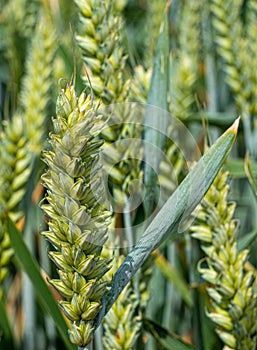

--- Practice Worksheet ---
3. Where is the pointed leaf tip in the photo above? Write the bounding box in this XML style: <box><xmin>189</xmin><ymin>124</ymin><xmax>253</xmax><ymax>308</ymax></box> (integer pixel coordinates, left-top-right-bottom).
<box><xmin>227</xmin><ymin>117</ymin><xmax>240</xmax><ymax>135</ymax></box>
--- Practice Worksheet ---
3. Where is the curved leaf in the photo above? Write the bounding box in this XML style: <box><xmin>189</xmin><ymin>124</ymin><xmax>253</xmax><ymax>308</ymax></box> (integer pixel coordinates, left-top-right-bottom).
<box><xmin>94</xmin><ymin>118</ymin><xmax>239</xmax><ymax>327</ymax></box>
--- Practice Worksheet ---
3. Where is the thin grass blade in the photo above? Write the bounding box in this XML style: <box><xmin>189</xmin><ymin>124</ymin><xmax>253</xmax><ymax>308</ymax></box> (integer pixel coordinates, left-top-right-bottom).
<box><xmin>0</xmin><ymin>298</ymin><xmax>16</xmax><ymax>349</ymax></box>
<box><xmin>7</xmin><ymin>219</ymin><xmax>76</xmax><ymax>350</ymax></box>
<box><xmin>143</xmin><ymin>318</ymin><xmax>196</xmax><ymax>350</ymax></box>
<box><xmin>154</xmin><ymin>251</ymin><xmax>192</xmax><ymax>307</ymax></box>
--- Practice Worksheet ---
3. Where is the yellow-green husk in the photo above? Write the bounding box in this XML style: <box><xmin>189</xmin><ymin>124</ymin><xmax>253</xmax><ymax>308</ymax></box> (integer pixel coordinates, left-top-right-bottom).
<box><xmin>191</xmin><ymin>169</ymin><xmax>257</xmax><ymax>349</ymax></box>
<box><xmin>41</xmin><ymin>85</ymin><xmax>112</xmax><ymax>346</ymax></box>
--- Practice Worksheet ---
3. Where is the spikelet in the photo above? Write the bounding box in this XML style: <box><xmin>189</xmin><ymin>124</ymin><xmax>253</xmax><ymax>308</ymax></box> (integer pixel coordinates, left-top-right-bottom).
<box><xmin>102</xmin><ymin>248</ymin><xmax>141</xmax><ymax>350</ymax></box>
<box><xmin>0</xmin><ymin>114</ymin><xmax>32</xmax><ymax>299</ymax></box>
<box><xmin>19</xmin><ymin>11</ymin><xmax>56</xmax><ymax>154</ymax></box>
<box><xmin>74</xmin><ymin>0</ymin><xmax>129</xmax><ymax>104</ymax></box>
<box><xmin>191</xmin><ymin>169</ymin><xmax>257</xmax><ymax>349</ymax></box>
<box><xmin>40</xmin><ymin>84</ymin><xmax>112</xmax><ymax>347</ymax></box>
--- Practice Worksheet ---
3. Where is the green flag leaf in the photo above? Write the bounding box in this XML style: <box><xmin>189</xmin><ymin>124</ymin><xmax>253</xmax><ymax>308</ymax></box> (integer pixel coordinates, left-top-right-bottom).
<box><xmin>94</xmin><ymin>118</ymin><xmax>239</xmax><ymax>327</ymax></box>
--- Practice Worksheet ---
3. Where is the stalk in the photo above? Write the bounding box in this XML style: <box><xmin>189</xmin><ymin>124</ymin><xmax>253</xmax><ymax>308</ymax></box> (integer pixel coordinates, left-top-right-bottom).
<box><xmin>145</xmin><ymin>0</ymin><xmax>166</xmax><ymax>68</ymax></box>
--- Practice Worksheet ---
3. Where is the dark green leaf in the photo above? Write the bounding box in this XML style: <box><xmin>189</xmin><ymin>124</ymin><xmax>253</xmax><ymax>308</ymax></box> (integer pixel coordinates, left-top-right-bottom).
<box><xmin>0</xmin><ymin>298</ymin><xmax>16</xmax><ymax>349</ymax></box>
<box><xmin>7</xmin><ymin>219</ymin><xmax>76</xmax><ymax>350</ymax></box>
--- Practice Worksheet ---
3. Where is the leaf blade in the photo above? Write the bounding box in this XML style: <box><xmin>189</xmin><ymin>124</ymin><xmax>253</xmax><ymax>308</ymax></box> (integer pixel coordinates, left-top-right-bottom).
<box><xmin>143</xmin><ymin>4</ymin><xmax>170</xmax><ymax>216</ymax></box>
<box><xmin>94</xmin><ymin>118</ymin><xmax>239</xmax><ymax>327</ymax></box>
<box><xmin>0</xmin><ymin>298</ymin><xmax>16</xmax><ymax>349</ymax></box>
<box><xmin>7</xmin><ymin>219</ymin><xmax>76</xmax><ymax>350</ymax></box>
<box><xmin>143</xmin><ymin>318</ymin><xmax>196</xmax><ymax>350</ymax></box>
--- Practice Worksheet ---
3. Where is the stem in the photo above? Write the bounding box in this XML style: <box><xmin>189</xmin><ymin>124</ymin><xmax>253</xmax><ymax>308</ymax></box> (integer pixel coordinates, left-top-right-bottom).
<box><xmin>94</xmin><ymin>325</ymin><xmax>104</xmax><ymax>350</ymax></box>
<box><xmin>22</xmin><ymin>217</ymin><xmax>36</xmax><ymax>350</ymax></box>
<box><xmin>39</xmin><ymin>236</ymin><xmax>56</xmax><ymax>349</ymax></box>
<box><xmin>192</xmin><ymin>288</ymin><xmax>203</xmax><ymax>350</ymax></box>
<box><xmin>162</xmin><ymin>243</ymin><xmax>179</xmax><ymax>329</ymax></box>
<box><xmin>123</xmin><ymin>195</ymin><xmax>134</xmax><ymax>250</ymax></box>
<box><xmin>186</xmin><ymin>235</ymin><xmax>203</xmax><ymax>350</ymax></box>
<box><xmin>242</xmin><ymin>111</ymin><xmax>254</xmax><ymax>156</ymax></box>
<box><xmin>202</xmin><ymin>3</ymin><xmax>219</xmax><ymax>142</ymax></box>
<box><xmin>123</xmin><ymin>195</ymin><xmax>140</xmax><ymax>300</ymax></box>
<box><xmin>22</xmin><ymin>163</ymin><xmax>37</xmax><ymax>350</ymax></box>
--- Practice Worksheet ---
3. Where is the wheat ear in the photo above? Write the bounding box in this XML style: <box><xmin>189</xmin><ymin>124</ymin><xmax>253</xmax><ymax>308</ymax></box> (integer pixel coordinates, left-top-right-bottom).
<box><xmin>0</xmin><ymin>114</ymin><xmax>32</xmax><ymax>299</ymax></box>
<box><xmin>191</xmin><ymin>169</ymin><xmax>257</xmax><ymax>349</ymax></box>
<box><xmin>41</xmin><ymin>84</ymin><xmax>112</xmax><ymax>346</ymax></box>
